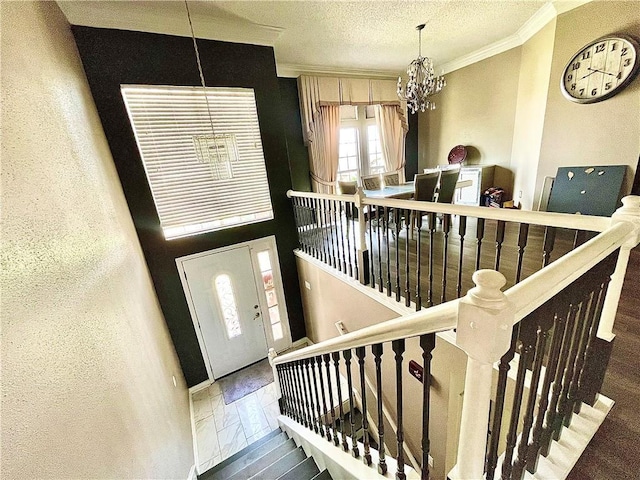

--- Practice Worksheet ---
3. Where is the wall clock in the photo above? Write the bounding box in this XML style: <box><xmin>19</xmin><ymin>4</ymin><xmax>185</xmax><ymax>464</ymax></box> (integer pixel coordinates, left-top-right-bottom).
<box><xmin>561</xmin><ymin>34</ymin><xmax>640</xmax><ymax>104</ymax></box>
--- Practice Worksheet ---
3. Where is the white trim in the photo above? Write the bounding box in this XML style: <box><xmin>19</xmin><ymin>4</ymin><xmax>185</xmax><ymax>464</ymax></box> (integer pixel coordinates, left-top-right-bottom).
<box><xmin>278</xmin><ymin>415</ymin><xmax>419</xmax><ymax>480</ymax></box>
<box><xmin>280</xmin><ymin>1</ymin><xmax>593</xmax><ymax>79</ymax></box>
<box><xmin>188</xmin><ymin>390</ymin><xmax>199</xmax><ymax>476</ymax></box>
<box><xmin>487</xmin><ymin>394</ymin><xmax>614</xmax><ymax>480</ymax></box>
<box><xmin>186</xmin><ymin>464</ymin><xmax>196</xmax><ymax>480</ymax></box>
<box><xmin>277</xmin><ymin>63</ymin><xmax>397</xmax><ymax>79</ymax></box>
<box><xmin>188</xmin><ymin>379</ymin><xmax>213</xmax><ymax>395</ymax></box>
<box><xmin>437</xmin><ymin>1</ymin><xmax>591</xmax><ymax>74</ymax></box>
<box><xmin>290</xmin><ymin>336</ymin><xmax>312</xmax><ymax>350</ymax></box>
<box><xmin>176</xmin><ymin>235</ymin><xmax>293</xmax><ymax>381</ymax></box>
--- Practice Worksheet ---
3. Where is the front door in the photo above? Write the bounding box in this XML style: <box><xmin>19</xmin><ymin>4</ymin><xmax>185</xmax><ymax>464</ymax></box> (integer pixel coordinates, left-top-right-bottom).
<box><xmin>182</xmin><ymin>246</ymin><xmax>268</xmax><ymax>378</ymax></box>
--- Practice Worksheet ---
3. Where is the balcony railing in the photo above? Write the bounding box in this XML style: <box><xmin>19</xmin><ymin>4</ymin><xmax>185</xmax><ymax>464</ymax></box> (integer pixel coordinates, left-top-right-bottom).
<box><xmin>274</xmin><ymin>192</ymin><xmax>640</xmax><ymax>480</ymax></box>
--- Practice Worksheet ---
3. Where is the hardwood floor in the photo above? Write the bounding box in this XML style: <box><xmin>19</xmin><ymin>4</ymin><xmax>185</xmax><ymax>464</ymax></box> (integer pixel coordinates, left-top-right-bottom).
<box><xmin>567</xmin><ymin>246</ymin><xmax>640</xmax><ymax>480</ymax></box>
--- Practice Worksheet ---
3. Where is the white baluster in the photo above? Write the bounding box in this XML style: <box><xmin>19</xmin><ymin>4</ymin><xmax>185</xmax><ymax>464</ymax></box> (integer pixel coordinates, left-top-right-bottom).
<box><xmin>355</xmin><ymin>187</ymin><xmax>369</xmax><ymax>284</ymax></box>
<box><xmin>450</xmin><ymin>270</ymin><xmax>515</xmax><ymax>480</ymax></box>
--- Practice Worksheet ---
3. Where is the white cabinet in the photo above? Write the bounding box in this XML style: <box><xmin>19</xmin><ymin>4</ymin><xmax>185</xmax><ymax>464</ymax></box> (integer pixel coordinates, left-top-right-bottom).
<box><xmin>455</xmin><ymin>165</ymin><xmax>495</xmax><ymax>206</ymax></box>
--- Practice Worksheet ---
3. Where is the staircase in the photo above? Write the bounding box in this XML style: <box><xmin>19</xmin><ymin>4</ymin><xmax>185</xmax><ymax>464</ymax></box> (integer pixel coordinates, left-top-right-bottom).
<box><xmin>198</xmin><ymin>428</ymin><xmax>332</xmax><ymax>480</ymax></box>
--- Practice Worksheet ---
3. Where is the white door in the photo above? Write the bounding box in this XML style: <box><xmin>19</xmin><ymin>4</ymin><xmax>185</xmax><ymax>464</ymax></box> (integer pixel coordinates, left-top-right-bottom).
<box><xmin>182</xmin><ymin>246</ymin><xmax>268</xmax><ymax>378</ymax></box>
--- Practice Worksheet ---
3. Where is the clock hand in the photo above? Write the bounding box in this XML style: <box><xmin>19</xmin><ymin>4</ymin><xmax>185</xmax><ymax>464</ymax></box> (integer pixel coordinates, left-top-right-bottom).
<box><xmin>587</xmin><ymin>67</ymin><xmax>615</xmax><ymax>77</ymax></box>
<box><xmin>580</xmin><ymin>70</ymin><xmax>598</xmax><ymax>80</ymax></box>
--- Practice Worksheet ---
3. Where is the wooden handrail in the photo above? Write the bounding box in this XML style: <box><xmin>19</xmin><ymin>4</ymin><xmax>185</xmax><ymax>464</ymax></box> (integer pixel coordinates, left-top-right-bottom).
<box><xmin>286</xmin><ymin>189</ymin><xmax>612</xmax><ymax>232</ymax></box>
<box><xmin>273</xmin><ymin>301</ymin><xmax>458</xmax><ymax>365</ymax></box>
<box><xmin>506</xmin><ymin>221</ymin><xmax>634</xmax><ymax>322</ymax></box>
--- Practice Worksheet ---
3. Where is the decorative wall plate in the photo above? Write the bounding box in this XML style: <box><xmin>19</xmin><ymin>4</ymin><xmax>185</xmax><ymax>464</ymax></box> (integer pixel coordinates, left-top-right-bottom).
<box><xmin>448</xmin><ymin>145</ymin><xmax>467</xmax><ymax>164</ymax></box>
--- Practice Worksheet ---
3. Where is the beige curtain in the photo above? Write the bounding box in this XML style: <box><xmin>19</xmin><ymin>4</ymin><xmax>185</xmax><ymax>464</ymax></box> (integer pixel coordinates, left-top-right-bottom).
<box><xmin>298</xmin><ymin>75</ymin><xmax>408</xmax><ymax>191</ymax></box>
<box><xmin>308</xmin><ymin>105</ymin><xmax>341</xmax><ymax>193</ymax></box>
<box><xmin>374</xmin><ymin>104</ymin><xmax>408</xmax><ymax>182</ymax></box>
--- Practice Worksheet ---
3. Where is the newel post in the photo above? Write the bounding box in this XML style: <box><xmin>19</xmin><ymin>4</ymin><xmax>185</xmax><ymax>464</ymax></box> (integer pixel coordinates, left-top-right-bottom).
<box><xmin>268</xmin><ymin>348</ymin><xmax>283</xmax><ymax>404</ymax></box>
<box><xmin>355</xmin><ymin>187</ymin><xmax>370</xmax><ymax>285</ymax></box>
<box><xmin>450</xmin><ymin>270</ymin><xmax>515</xmax><ymax>480</ymax></box>
<box><xmin>598</xmin><ymin>195</ymin><xmax>640</xmax><ymax>340</ymax></box>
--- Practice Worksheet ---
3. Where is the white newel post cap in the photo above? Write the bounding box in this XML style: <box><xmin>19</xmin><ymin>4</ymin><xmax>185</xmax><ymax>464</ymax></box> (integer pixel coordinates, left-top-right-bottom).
<box><xmin>268</xmin><ymin>347</ymin><xmax>277</xmax><ymax>365</ymax></box>
<box><xmin>612</xmin><ymin>196</ymin><xmax>640</xmax><ymax>247</ymax></box>
<box><xmin>457</xmin><ymin>270</ymin><xmax>515</xmax><ymax>364</ymax></box>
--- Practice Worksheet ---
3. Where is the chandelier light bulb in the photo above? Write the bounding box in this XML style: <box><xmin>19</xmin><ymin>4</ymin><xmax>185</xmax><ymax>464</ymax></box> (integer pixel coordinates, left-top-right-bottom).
<box><xmin>397</xmin><ymin>23</ymin><xmax>446</xmax><ymax>114</ymax></box>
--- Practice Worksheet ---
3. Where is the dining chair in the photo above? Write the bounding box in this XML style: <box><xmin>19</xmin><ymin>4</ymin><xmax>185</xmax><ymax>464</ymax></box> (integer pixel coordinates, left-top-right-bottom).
<box><xmin>411</xmin><ymin>171</ymin><xmax>441</xmax><ymax>233</ymax></box>
<box><xmin>414</xmin><ymin>171</ymin><xmax>440</xmax><ymax>202</ymax></box>
<box><xmin>435</xmin><ymin>167</ymin><xmax>460</xmax><ymax>204</ymax></box>
<box><xmin>383</xmin><ymin>172</ymin><xmax>400</xmax><ymax>187</ymax></box>
<box><xmin>337</xmin><ymin>180</ymin><xmax>357</xmax><ymax>195</ymax></box>
<box><xmin>362</xmin><ymin>174</ymin><xmax>382</xmax><ymax>190</ymax></box>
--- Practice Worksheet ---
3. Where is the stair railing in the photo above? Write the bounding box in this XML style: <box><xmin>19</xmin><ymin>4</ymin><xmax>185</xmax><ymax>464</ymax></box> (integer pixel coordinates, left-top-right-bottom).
<box><xmin>287</xmin><ymin>189</ymin><xmax>613</xmax><ymax>312</ymax></box>
<box><xmin>451</xmin><ymin>196</ymin><xmax>640</xmax><ymax>480</ymax></box>
<box><xmin>274</xmin><ymin>196</ymin><xmax>640</xmax><ymax>480</ymax></box>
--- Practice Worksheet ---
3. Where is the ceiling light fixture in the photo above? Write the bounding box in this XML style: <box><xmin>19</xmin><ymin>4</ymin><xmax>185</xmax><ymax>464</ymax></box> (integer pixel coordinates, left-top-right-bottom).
<box><xmin>185</xmin><ymin>0</ymin><xmax>238</xmax><ymax>180</ymax></box>
<box><xmin>397</xmin><ymin>23</ymin><xmax>446</xmax><ymax>114</ymax></box>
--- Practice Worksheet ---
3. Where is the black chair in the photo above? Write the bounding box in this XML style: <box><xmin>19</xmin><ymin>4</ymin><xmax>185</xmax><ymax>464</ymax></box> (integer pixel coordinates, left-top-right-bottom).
<box><xmin>412</xmin><ymin>171</ymin><xmax>440</xmax><ymax>230</ymax></box>
<box><xmin>435</xmin><ymin>168</ymin><xmax>460</xmax><ymax>204</ymax></box>
<box><xmin>414</xmin><ymin>171</ymin><xmax>440</xmax><ymax>202</ymax></box>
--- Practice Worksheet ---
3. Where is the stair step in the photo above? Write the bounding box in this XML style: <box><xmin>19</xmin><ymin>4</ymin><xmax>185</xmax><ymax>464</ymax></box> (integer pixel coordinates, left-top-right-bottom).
<box><xmin>199</xmin><ymin>430</ymin><xmax>287</xmax><ymax>480</ymax></box>
<box><xmin>277</xmin><ymin>456</ymin><xmax>320</xmax><ymax>480</ymax></box>
<box><xmin>250</xmin><ymin>447</ymin><xmax>306</xmax><ymax>479</ymax></box>
<box><xmin>227</xmin><ymin>438</ymin><xmax>297</xmax><ymax>480</ymax></box>
<box><xmin>310</xmin><ymin>470</ymin><xmax>333</xmax><ymax>480</ymax></box>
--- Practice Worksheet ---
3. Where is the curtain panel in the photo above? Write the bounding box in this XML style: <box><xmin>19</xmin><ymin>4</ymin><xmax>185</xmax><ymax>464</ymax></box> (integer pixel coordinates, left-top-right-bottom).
<box><xmin>308</xmin><ymin>105</ymin><xmax>340</xmax><ymax>193</ymax></box>
<box><xmin>298</xmin><ymin>75</ymin><xmax>408</xmax><ymax>192</ymax></box>
<box><xmin>375</xmin><ymin>104</ymin><xmax>409</xmax><ymax>182</ymax></box>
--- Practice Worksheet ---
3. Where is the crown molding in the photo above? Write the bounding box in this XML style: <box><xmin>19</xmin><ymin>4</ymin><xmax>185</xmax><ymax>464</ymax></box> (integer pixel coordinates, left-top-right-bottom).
<box><xmin>277</xmin><ymin>63</ymin><xmax>397</xmax><ymax>79</ymax></box>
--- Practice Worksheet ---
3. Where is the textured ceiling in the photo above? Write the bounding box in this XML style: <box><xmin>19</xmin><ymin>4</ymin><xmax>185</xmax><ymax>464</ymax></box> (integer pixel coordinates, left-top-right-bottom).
<box><xmin>58</xmin><ymin>0</ymin><xmax>569</xmax><ymax>76</ymax></box>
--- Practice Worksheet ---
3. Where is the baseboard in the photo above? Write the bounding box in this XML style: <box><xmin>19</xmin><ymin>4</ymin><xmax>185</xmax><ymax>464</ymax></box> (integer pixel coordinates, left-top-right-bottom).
<box><xmin>292</xmin><ymin>336</ymin><xmax>313</xmax><ymax>348</ymax></box>
<box><xmin>188</xmin><ymin>379</ymin><xmax>212</xmax><ymax>394</ymax></box>
<box><xmin>187</xmin><ymin>464</ymin><xmax>197</xmax><ymax>480</ymax></box>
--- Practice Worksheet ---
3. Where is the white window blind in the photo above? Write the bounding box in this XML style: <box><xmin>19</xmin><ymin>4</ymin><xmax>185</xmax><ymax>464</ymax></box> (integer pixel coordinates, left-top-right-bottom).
<box><xmin>121</xmin><ymin>85</ymin><xmax>273</xmax><ymax>240</ymax></box>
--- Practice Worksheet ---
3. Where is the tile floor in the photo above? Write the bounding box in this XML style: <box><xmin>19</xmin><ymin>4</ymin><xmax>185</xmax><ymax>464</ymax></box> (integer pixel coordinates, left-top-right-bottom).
<box><xmin>192</xmin><ymin>381</ymin><xmax>281</xmax><ymax>473</ymax></box>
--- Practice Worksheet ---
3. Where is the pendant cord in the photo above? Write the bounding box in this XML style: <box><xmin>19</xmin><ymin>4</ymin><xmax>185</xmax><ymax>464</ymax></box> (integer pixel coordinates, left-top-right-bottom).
<box><xmin>185</xmin><ymin>0</ymin><xmax>217</xmax><ymax>137</ymax></box>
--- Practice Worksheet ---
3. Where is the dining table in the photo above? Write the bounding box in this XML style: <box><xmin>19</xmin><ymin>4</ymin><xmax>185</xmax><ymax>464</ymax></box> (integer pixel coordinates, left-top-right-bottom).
<box><xmin>363</xmin><ymin>179</ymin><xmax>474</xmax><ymax>200</ymax></box>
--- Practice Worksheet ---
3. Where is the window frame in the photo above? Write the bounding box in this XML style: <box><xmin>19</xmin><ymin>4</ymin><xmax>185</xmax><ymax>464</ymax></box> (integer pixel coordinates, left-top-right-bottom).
<box><xmin>121</xmin><ymin>84</ymin><xmax>274</xmax><ymax>241</ymax></box>
<box><xmin>337</xmin><ymin>105</ymin><xmax>384</xmax><ymax>183</ymax></box>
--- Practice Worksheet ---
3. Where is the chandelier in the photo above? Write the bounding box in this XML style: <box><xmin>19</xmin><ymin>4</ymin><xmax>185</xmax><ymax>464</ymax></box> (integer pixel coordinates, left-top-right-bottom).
<box><xmin>397</xmin><ymin>24</ymin><xmax>446</xmax><ymax>113</ymax></box>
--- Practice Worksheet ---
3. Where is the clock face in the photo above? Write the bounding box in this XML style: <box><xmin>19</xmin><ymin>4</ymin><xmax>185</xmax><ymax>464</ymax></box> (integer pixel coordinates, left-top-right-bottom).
<box><xmin>561</xmin><ymin>35</ymin><xmax>640</xmax><ymax>104</ymax></box>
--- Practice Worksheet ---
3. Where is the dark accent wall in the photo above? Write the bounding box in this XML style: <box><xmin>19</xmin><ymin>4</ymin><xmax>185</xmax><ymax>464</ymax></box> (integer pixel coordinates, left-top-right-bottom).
<box><xmin>405</xmin><ymin>112</ymin><xmax>419</xmax><ymax>180</ymax></box>
<box><xmin>73</xmin><ymin>26</ymin><xmax>305</xmax><ymax>387</ymax></box>
<box><xmin>278</xmin><ymin>78</ymin><xmax>311</xmax><ymax>191</ymax></box>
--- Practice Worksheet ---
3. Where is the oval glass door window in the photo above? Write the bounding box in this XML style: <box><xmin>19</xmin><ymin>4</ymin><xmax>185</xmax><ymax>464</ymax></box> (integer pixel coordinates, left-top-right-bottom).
<box><xmin>214</xmin><ymin>274</ymin><xmax>241</xmax><ymax>339</ymax></box>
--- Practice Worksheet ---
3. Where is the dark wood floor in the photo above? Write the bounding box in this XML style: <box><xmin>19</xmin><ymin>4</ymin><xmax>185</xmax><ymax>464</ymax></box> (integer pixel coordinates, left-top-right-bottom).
<box><xmin>363</xmin><ymin>215</ymin><xmax>580</xmax><ymax>307</ymax></box>
<box><xmin>568</xmin><ymin>246</ymin><xmax>640</xmax><ymax>480</ymax></box>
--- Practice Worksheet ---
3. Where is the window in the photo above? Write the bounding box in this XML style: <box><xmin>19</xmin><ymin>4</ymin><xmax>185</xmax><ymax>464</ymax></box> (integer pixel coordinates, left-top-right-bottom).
<box><xmin>121</xmin><ymin>85</ymin><xmax>273</xmax><ymax>240</ymax></box>
<box><xmin>336</xmin><ymin>105</ymin><xmax>384</xmax><ymax>182</ymax></box>
<box><xmin>214</xmin><ymin>274</ymin><xmax>241</xmax><ymax>339</ymax></box>
<box><xmin>256</xmin><ymin>250</ymin><xmax>283</xmax><ymax>341</ymax></box>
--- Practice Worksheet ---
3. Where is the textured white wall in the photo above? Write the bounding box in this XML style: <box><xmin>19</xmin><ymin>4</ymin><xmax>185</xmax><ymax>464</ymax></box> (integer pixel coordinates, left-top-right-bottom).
<box><xmin>0</xmin><ymin>2</ymin><xmax>194</xmax><ymax>478</ymax></box>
